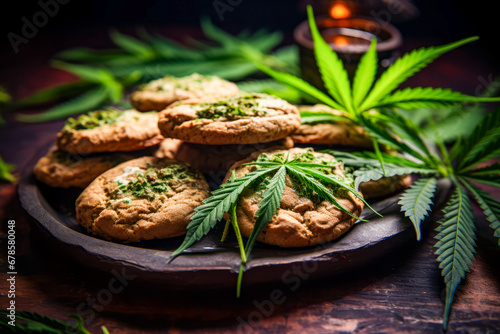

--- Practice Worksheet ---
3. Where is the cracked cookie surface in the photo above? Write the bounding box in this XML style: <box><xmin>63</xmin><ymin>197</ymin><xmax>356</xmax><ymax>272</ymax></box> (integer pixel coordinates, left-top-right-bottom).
<box><xmin>76</xmin><ymin>156</ymin><xmax>210</xmax><ymax>242</ymax></box>
<box><xmin>158</xmin><ymin>93</ymin><xmax>301</xmax><ymax>145</ymax></box>
<box><xmin>130</xmin><ymin>73</ymin><xmax>239</xmax><ymax>112</ymax></box>
<box><xmin>224</xmin><ymin>148</ymin><xmax>364</xmax><ymax>248</ymax></box>
<box><xmin>57</xmin><ymin>109</ymin><xmax>163</xmax><ymax>153</ymax></box>
<box><xmin>33</xmin><ymin>147</ymin><xmax>136</xmax><ymax>188</ymax></box>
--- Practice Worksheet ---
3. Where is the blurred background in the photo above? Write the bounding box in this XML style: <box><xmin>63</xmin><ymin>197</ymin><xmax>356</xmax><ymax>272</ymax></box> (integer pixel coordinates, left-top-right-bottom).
<box><xmin>1</xmin><ymin>0</ymin><xmax>498</xmax><ymax>95</ymax></box>
<box><xmin>0</xmin><ymin>0</ymin><xmax>499</xmax><ymax>171</ymax></box>
<box><xmin>1</xmin><ymin>0</ymin><xmax>499</xmax><ymax>67</ymax></box>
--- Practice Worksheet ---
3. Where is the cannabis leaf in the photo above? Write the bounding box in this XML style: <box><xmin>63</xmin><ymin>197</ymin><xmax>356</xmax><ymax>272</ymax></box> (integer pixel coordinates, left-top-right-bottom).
<box><xmin>306</xmin><ymin>5</ymin><xmax>353</xmax><ymax>114</ymax></box>
<box><xmin>14</xmin><ymin>63</ymin><xmax>140</xmax><ymax>122</ymax></box>
<box><xmin>237</xmin><ymin>79</ymin><xmax>303</xmax><ymax>104</ymax></box>
<box><xmin>299</xmin><ymin>109</ymin><xmax>351</xmax><ymax>124</ymax></box>
<box><xmin>59</xmin><ymin>19</ymin><xmax>296</xmax><ymax>80</ymax></box>
<box><xmin>329</xmin><ymin>106</ymin><xmax>499</xmax><ymax>330</ymax></box>
<box><xmin>244</xmin><ymin>165</ymin><xmax>287</xmax><ymax>258</ymax></box>
<box><xmin>253</xmin><ymin>5</ymin><xmax>500</xmax><ymax>329</ymax></box>
<box><xmin>11</xmin><ymin>19</ymin><xmax>296</xmax><ymax>123</ymax></box>
<box><xmin>285</xmin><ymin>165</ymin><xmax>358</xmax><ymax>220</ymax></box>
<box><xmin>258</xmin><ymin>6</ymin><xmax>499</xmax><ymax>182</ymax></box>
<box><xmin>457</xmin><ymin>108</ymin><xmax>500</xmax><ymax>172</ymax></box>
<box><xmin>354</xmin><ymin>164</ymin><xmax>436</xmax><ymax>190</ymax></box>
<box><xmin>0</xmin><ymin>85</ymin><xmax>12</xmax><ymax>125</ymax></box>
<box><xmin>170</xmin><ymin>166</ymin><xmax>276</xmax><ymax>259</ymax></box>
<box><xmin>434</xmin><ymin>186</ymin><xmax>476</xmax><ymax>330</ymax></box>
<box><xmin>171</xmin><ymin>150</ymin><xmax>374</xmax><ymax>296</ymax></box>
<box><xmin>399</xmin><ymin>77</ymin><xmax>500</xmax><ymax>143</ymax></box>
<box><xmin>0</xmin><ymin>310</ymin><xmax>110</xmax><ymax>334</ymax></box>
<box><xmin>352</xmin><ymin>39</ymin><xmax>378</xmax><ymax>107</ymax></box>
<box><xmin>398</xmin><ymin>177</ymin><xmax>437</xmax><ymax>240</ymax></box>
<box><xmin>0</xmin><ymin>155</ymin><xmax>16</xmax><ymax>183</ymax></box>
<box><xmin>16</xmin><ymin>86</ymin><xmax>110</xmax><ymax>122</ymax></box>
<box><xmin>258</xmin><ymin>5</ymin><xmax>500</xmax><ymax>121</ymax></box>
<box><xmin>358</xmin><ymin>37</ymin><xmax>481</xmax><ymax>111</ymax></box>
<box><xmin>337</xmin><ymin>113</ymin><xmax>500</xmax><ymax>329</ymax></box>
<box><xmin>462</xmin><ymin>180</ymin><xmax>500</xmax><ymax>245</ymax></box>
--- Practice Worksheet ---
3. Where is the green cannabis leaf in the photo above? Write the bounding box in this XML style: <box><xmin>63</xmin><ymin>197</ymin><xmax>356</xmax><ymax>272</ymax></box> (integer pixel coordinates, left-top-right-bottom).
<box><xmin>244</xmin><ymin>165</ymin><xmax>287</xmax><ymax>259</ymax></box>
<box><xmin>253</xmin><ymin>6</ymin><xmax>500</xmax><ymax>328</ymax></box>
<box><xmin>260</xmin><ymin>6</ymin><xmax>500</xmax><ymax>122</ymax></box>
<box><xmin>171</xmin><ymin>166</ymin><xmax>276</xmax><ymax>259</ymax></box>
<box><xmin>399</xmin><ymin>77</ymin><xmax>500</xmax><ymax>143</ymax></box>
<box><xmin>14</xmin><ymin>63</ymin><xmax>140</xmax><ymax>123</ymax></box>
<box><xmin>0</xmin><ymin>85</ymin><xmax>12</xmax><ymax>125</ymax></box>
<box><xmin>11</xmin><ymin>19</ymin><xmax>297</xmax><ymax>123</ymax></box>
<box><xmin>0</xmin><ymin>155</ymin><xmax>16</xmax><ymax>183</ymax></box>
<box><xmin>171</xmin><ymin>150</ymin><xmax>374</xmax><ymax>296</ymax></box>
<box><xmin>398</xmin><ymin>177</ymin><xmax>437</xmax><ymax>240</ymax></box>
<box><xmin>56</xmin><ymin>19</ymin><xmax>296</xmax><ymax>80</ymax></box>
<box><xmin>434</xmin><ymin>186</ymin><xmax>476</xmax><ymax>328</ymax></box>
<box><xmin>299</xmin><ymin>108</ymin><xmax>351</xmax><ymax>125</ymax></box>
<box><xmin>237</xmin><ymin>79</ymin><xmax>303</xmax><ymax>104</ymax></box>
<box><xmin>330</xmin><ymin>108</ymin><xmax>500</xmax><ymax>329</ymax></box>
<box><xmin>258</xmin><ymin>5</ymin><xmax>500</xmax><ymax>170</ymax></box>
<box><xmin>0</xmin><ymin>310</ymin><xmax>110</xmax><ymax>334</ymax></box>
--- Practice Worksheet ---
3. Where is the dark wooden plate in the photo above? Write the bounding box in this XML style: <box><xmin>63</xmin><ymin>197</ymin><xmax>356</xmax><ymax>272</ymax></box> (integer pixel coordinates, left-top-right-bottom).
<box><xmin>18</xmin><ymin>148</ymin><xmax>452</xmax><ymax>290</ymax></box>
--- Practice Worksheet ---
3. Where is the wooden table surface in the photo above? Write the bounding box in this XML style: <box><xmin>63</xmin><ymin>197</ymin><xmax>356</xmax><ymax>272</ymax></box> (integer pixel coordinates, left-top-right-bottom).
<box><xmin>1</xmin><ymin>27</ymin><xmax>500</xmax><ymax>334</ymax></box>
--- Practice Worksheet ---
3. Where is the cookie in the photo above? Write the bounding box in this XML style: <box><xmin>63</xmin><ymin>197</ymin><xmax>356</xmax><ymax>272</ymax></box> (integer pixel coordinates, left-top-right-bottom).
<box><xmin>292</xmin><ymin>104</ymin><xmax>372</xmax><ymax>148</ymax></box>
<box><xmin>33</xmin><ymin>148</ymin><xmax>136</xmax><ymax>188</ymax></box>
<box><xmin>359</xmin><ymin>174</ymin><xmax>412</xmax><ymax>200</ymax></box>
<box><xmin>224</xmin><ymin>148</ymin><xmax>364</xmax><ymax>248</ymax></box>
<box><xmin>57</xmin><ymin>109</ymin><xmax>163</xmax><ymax>154</ymax></box>
<box><xmin>76</xmin><ymin>157</ymin><xmax>210</xmax><ymax>242</ymax></box>
<box><xmin>157</xmin><ymin>93</ymin><xmax>301</xmax><ymax>145</ymax></box>
<box><xmin>130</xmin><ymin>73</ymin><xmax>239</xmax><ymax>112</ymax></box>
<box><xmin>155</xmin><ymin>137</ymin><xmax>294</xmax><ymax>173</ymax></box>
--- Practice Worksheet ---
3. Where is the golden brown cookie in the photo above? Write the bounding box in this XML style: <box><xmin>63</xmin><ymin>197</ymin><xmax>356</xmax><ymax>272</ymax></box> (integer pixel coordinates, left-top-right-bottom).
<box><xmin>223</xmin><ymin>148</ymin><xmax>364</xmax><ymax>248</ymax></box>
<box><xmin>75</xmin><ymin>157</ymin><xmax>210</xmax><ymax>242</ymax></box>
<box><xmin>157</xmin><ymin>93</ymin><xmax>301</xmax><ymax>145</ymax></box>
<box><xmin>155</xmin><ymin>137</ymin><xmax>294</xmax><ymax>173</ymax></box>
<box><xmin>292</xmin><ymin>104</ymin><xmax>372</xmax><ymax>148</ymax></box>
<box><xmin>130</xmin><ymin>73</ymin><xmax>239</xmax><ymax>112</ymax></box>
<box><xmin>359</xmin><ymin>175</ymin><xmax>412</xmax><ymax>199</ymax></box>
<box><xmin>57</xmin><ymin>109</ymin><xmax>163</xmax><ymax>154</ymax></box>
<box><xmin>33</xmin><ymin>148</ymin><xmax>136</xmax><ymax>188</ymax></box>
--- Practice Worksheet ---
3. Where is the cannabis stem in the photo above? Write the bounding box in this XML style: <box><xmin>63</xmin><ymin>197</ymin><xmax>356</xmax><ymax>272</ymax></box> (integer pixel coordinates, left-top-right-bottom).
<box><xmin>230</xmin><ymin>202</ymin><xmax>247</xmax><ymax>298</ymax></box>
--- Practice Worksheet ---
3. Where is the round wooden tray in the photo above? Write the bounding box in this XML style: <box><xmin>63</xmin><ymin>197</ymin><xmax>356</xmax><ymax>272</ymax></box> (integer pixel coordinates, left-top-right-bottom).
<box><xmin>18</xmin><ymin>149</ymin><xmax>451</xmax><ymax>289</ymax></box>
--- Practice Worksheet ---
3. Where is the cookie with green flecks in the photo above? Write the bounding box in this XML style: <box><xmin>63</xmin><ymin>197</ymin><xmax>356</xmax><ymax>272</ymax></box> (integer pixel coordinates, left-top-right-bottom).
<box><xmin>75</xmin><ymin>156</ymin><xmax>210</xmax><ymax>242</ymax></box>
<box><xmin>130</xmin><ymin>73</ymin><xmax>239</xmax><ymax>112</ymax></box>
<box><xmin>56</xmin><ymin>109</ymin><xmax>163</xmax><ymax>154</ymax></box>
<box><xmin>157</xmin><ymin>93</ymin><xmax>301</xmax><ymax>145</ymax></box>
<box><xmin>33</xmin><ymin>147</ymin><xmax>137</xmax><ymax>188</ymax></box>
<box><xmin>222</xmin><ymin>147</ymin><xmax>364</xmax><ymax>248</ymax></box>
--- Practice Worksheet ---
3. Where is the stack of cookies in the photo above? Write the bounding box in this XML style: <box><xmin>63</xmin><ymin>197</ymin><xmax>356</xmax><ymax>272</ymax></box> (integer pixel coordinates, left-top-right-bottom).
<box><xmin>155</xmin><ymin>93</ymin><xmax>300</xmax><ymax>175</ymax></box>
<box><xmin>34</xmin><ymin>106</ymin><xmax>213</xmax><ymax>243</ymax></box>
<box><xmin>32</xmin><ymin>73</ymin><xmax>409</xmax><ymax>248</ymax></box>
<box><xmin>34</xmin><ymin>109</ymin><xmax>163</xmax><ymax>188</ymax></box>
